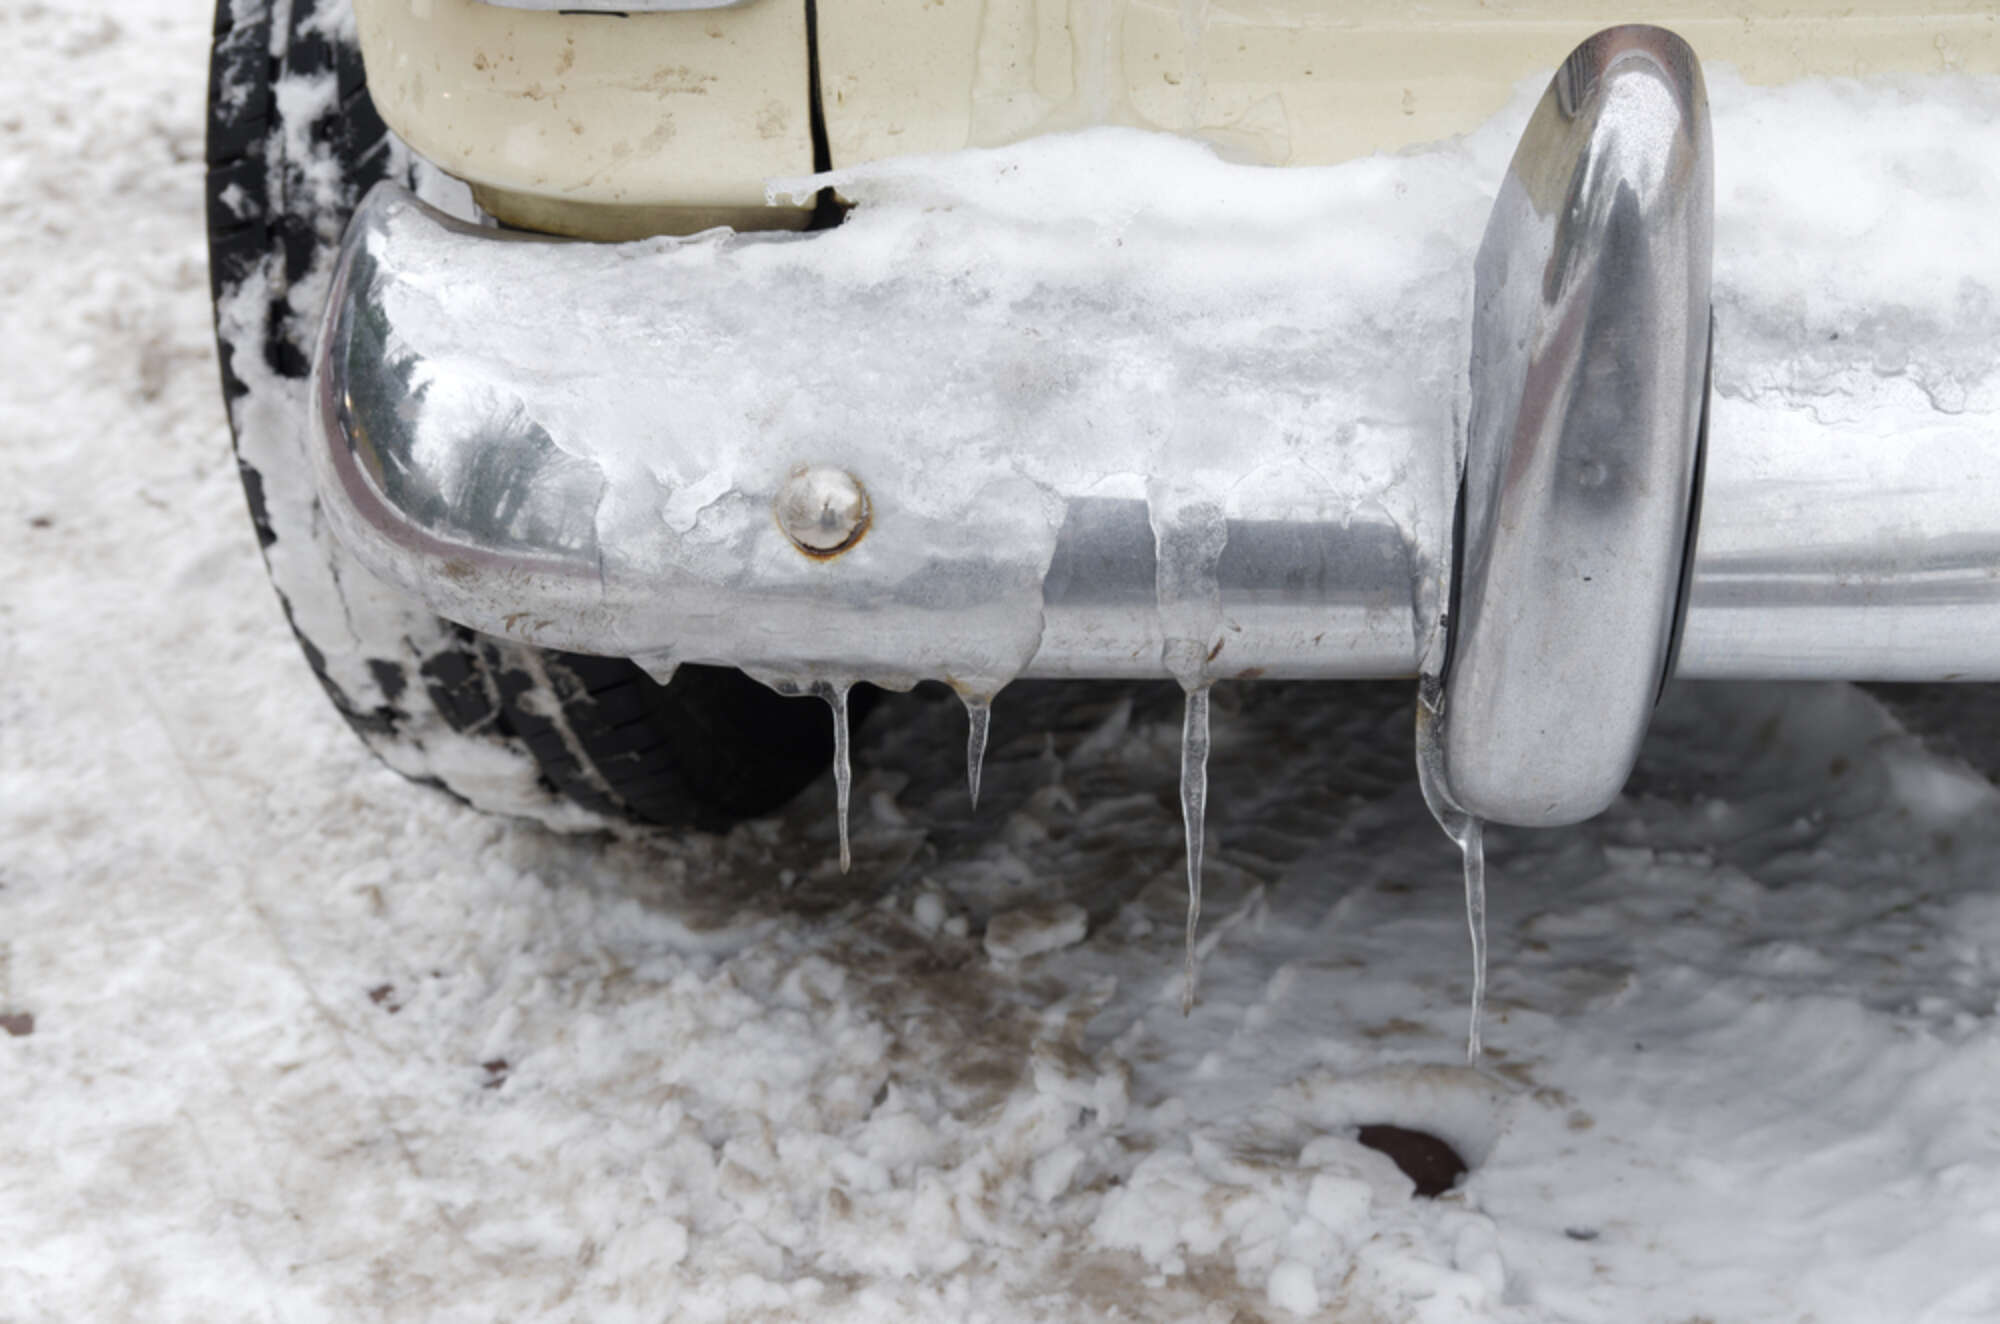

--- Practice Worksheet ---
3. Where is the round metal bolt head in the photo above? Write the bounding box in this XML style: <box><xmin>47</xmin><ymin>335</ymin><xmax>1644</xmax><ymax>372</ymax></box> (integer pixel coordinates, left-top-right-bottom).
<box><xmin>776</xmin><ymin>465</ymin><xmax>869</xmax><ymax>556</ymax></box>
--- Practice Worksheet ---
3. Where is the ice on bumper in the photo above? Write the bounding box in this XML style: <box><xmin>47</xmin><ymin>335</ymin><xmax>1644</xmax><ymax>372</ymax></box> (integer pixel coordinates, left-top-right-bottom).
<box><xmin>311</xmin><ymin>128</ymin><xmax>1475</xmax><ymax>696</ymax></box>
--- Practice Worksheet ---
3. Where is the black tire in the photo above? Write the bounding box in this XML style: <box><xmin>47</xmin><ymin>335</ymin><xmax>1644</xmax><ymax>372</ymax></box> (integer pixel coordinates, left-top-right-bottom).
<box><xmin>205</xmin><ymin>0</ymin><xmax>836</xmax><ymax>831</ymax></box>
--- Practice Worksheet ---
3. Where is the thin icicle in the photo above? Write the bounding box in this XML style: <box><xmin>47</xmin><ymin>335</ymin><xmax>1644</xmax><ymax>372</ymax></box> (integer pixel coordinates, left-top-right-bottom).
<box><xmin>1179</xmin><ymin>685</ymin><xmax>1211</xmax><ymax>1015</ymax></box>
<box><xmin>1458</xmin><ymin>817</ymin><xmax>1487</xmax><ymax>1061</ymax></box>
<box><xmin>820</xmin><ymin>682</ymin><xmax>853</xmax><ymax>874</ymax></box>
<box><xmin>964</xmin><ymin>696</ymin><xmax>991</xmax><ymax>812</ymax></box>
<box><xmin>1416</xmin><ymin>680</ymin><xmax>1488</xmax><ymax>1062</ymax></box>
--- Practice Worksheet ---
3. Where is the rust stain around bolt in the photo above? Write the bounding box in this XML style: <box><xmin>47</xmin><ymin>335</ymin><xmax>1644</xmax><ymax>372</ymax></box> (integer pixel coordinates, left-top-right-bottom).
<box><xmin>786</xmin><ymin>500</ymin><xmax>869</xmax><ymax>559</ymax></box>
<box><xmin>775</xmin><ymin>466</ymin><xmax>871</xmax><ymax>559</ymax></box>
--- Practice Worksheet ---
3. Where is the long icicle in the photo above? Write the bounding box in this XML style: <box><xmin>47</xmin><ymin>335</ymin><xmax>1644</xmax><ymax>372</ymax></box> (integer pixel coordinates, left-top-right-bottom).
<box><xmin>1179</xmin><ymin>685</ymin><xmax>1211</xmax><ymax>1015</ymax></box>
<box><xmin>1416</xmin><ymin>680</ymin><xmax>1487</xmax><ymax>1062</ymax></box>
<box><xmin>1459</xmin><ymin>816</ymin><xmax>1487</xmax><ymax>1061</ymax></box>
<box><xmin>965</xmin><ymin>696</ymin><xmax>991</xmax><ymax>812</ymax></box>
<box><xmin>822</xmin><ymin>682</ymin><xmax>853</xmax><ymax>874</ymax></box>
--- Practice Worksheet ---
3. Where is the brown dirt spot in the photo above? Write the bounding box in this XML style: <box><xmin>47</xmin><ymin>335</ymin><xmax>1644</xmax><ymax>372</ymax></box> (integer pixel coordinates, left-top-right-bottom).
<box><xmin>1355</xmin><ymin>1123</ymin><xmax>1467</xmax><ymax>1197</ymax></box>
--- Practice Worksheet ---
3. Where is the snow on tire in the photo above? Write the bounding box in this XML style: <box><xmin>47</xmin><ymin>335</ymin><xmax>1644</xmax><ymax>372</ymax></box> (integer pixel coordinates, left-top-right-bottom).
<box><xmin>205</xmin><ymin>0</ymin><xmax>835</xmax><ymax>831</ymax></box>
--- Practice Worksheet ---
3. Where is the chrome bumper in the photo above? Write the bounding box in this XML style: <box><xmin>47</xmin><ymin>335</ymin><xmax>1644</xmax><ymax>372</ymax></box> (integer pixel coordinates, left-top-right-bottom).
<box><xmin>310</xmin><ymin>26</ymin><xmax>2000</xmax><ymax>825</ymax></box>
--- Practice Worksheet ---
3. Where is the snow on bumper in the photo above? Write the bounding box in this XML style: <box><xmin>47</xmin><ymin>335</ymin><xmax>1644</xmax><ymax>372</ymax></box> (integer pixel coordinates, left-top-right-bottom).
<box><xmin>309</xmin><ymin>26</ymin><xmax>2000</xmax><ymax>828</ymax></box>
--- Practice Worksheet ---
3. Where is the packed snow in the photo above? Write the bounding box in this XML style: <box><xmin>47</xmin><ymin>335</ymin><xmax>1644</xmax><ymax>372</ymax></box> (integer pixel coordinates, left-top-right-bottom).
<box><xmin>6</xmin><ymin>2</ymin><xmax>2000</xmax><ymax>1320</ymax></box>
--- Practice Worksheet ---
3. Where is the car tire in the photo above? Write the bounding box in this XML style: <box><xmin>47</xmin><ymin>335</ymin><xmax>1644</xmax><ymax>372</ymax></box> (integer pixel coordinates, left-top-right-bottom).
<box><xmin>204</xmin><ymin>0</ymin><xmax>838</xmax><ymax>832</ymax></box>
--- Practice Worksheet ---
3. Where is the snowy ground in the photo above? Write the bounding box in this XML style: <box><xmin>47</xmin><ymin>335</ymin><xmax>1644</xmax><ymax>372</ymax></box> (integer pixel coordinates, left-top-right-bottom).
<box><xmin>7</xmin><ymin>2</ymin><xmax>2000</xmax><ymax>1320</ymax></box>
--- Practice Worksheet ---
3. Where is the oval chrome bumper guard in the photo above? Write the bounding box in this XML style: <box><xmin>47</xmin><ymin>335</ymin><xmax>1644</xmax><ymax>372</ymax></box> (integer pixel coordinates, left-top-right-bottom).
<box><xmin>1434</xmin><ymin>25</ymin><xmax>1712</xmax><ymax>828</ymax></box>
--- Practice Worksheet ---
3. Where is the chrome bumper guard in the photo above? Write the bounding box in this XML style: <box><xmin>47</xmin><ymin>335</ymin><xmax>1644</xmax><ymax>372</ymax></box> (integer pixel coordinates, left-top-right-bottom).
<box><xmin>309</xmin><ymin>26</ymin><xmax>2000</xmax><ymax>826</ymax></box>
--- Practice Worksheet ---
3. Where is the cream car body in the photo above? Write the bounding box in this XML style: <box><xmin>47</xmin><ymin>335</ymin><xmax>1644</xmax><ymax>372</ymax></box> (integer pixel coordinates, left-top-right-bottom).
<box><xmin>354</xmin><ymin>0</ymin><xmax>1998</xmax><ymax>237</ymax></box>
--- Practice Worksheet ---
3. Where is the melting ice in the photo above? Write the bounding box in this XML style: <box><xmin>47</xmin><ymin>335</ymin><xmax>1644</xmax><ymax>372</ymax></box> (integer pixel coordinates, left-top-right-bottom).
<box><xmin>1179</xmin><ymin>685</ymin><xmax>1211</xmax><ymax>1014</ymax></box>
<box><xmin>820</xmin><ymin>681</ymin><xmax>854</xmax><ymax>874</ymax></box>
<box><xmin>1417</xmin><ymin>675</ymin><xmax>1487</xmax><ymax>1062</ymax></box>
<box><xmin>963</xmin><ymin>695</ymin><xmax>991</xmax><ymax>811</ymax></box>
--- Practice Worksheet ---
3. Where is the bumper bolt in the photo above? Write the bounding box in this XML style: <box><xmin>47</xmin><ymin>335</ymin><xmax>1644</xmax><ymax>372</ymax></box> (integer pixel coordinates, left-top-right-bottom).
<box><xmin>776</xmin><ymin>465</ymin><xmax>869</xmax><ymax>557</ymax></box>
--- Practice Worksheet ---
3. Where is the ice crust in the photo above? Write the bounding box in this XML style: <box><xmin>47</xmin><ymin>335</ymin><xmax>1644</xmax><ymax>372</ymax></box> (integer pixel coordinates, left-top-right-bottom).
<box><xmin>369</xmin><ymin>125</ymin><xmax>1477</xmax><ymax>694</ymax></box>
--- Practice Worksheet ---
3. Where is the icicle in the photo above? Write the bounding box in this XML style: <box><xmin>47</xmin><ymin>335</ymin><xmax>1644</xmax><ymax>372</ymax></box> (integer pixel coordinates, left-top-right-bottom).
<box><xmin>1179</xmin><ymin>684</ymin><xmax>1211</xmax><ymax>1015</ymax></box>
<box><xmin>819</xmin><ymin>681</ymin><xmax>853</xmax><ymax>874</ymax></box>
<box><xmin>1416</xmin><ymin>680</ymin><xmax>1487</xmax><ymax>1062</ymax></box>
<box><xmin>1149</xmin><ymin>487</ymin><xmax>1225</xmax><ymax>1016</ymax></box>
<box><xmin>1458</xmin><ymin>818</ymin><xmax>1487</xmax><ymax>1061</ymax></box>
<box><xmin>964</xmin><ymin>695</ymin><xmax>991</xmax><ymax>812</ymax></box>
